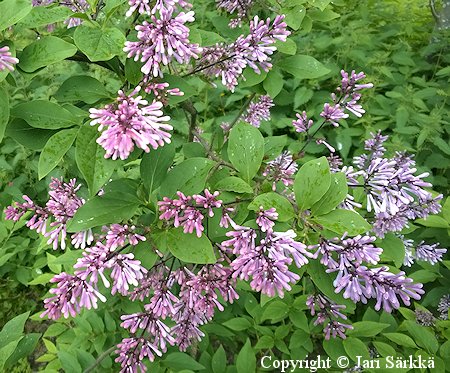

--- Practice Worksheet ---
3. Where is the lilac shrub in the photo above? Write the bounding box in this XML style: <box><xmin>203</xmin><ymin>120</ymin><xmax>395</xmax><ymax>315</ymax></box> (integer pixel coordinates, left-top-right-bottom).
<box><xmin>1</xmin><ymin>0</ymin><xmax>448</xmax><ymax>371</ymax></box>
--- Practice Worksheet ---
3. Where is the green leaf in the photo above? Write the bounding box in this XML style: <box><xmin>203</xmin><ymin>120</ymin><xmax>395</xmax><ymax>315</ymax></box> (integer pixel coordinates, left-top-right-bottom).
<box><xmin>409</xmin><ymin>269</ymin><xmax>439</xmax><ymax>283</ymax></box>
<box><xmin>58</xmin><ymin>351</ymin><xmax>82</xmax><ymax>373</ymax></box>
<box><xmin>275</xmin><ymin>37</ymin><xmax>297</xmax><ymax>55</ymax></box>
<box><xmin>0</xmin><ymin>339</ymin><xmax>22</xmax><ymax>370</ymax></box>
<box><xmin>248</xmin><ymin>192</ymin><xmax>295</xmax><ymax>222</ymax></box>
<box><xmin>28</xmin><ymin>273</ymin><xmax>55</xmax><ymax>285</ymax></box>
<box><xmin>55</xmin><ymin>76</ymin><xmax>112</xmax><ymax>104</ymax></box>
<box><xmin>67</xmin><ymin>179</ymin><xmax>141</xmax><ymax>232</ymax></box>
<box><xmin>38</xmin><ymin>128</ymin><xmax>78</xmax><ymax>179</ymax></box>
<box><xmin>166</xmin><ymin>227</ymin><xmax>216</xmax><ymax>264</ymax></box>
<box><xmin>311</xmin><ymin>172</ymin><xmax>348</xmax><ymax>215</ymax></box>
<box><xmin>343</xmin><ymin>337</ymin><xmax>369</xmax><ymax>362</ymax></box>
<box><xmin>372</xmin><ymin>341</ymin><xmax>396</xmax><ymax>358</ymax></box>
<box><xmin>283</xmin><ymin>6</ymin><xmax>305</xmax><ymax>30</ymax></box>
<box><xmin>263</xmin><ymin>67</ymin><xmax>284</xmax><ymax>98</ymax></box>
<box><xmin>4</xmin><ymin>333</ymin><xmax>40</xmax><ymax>369</ymax></box>
<box><xmin>278</xmin><ymin>55</ymin><xmax>330</xmax><ymax>79</ymax></box>
<box><xmin>0</xmin><ymin>85</ymin><xmax>9</xmax><ymax>143</ymax></box>
<box><xmin>75</xmin><ymin>125</ymin><xmax>116</xmax><ymax>196</ymax></box>
<box><xmin>0</xmin><ymin>0</ymin><xmax>32</xmax><ymax>31</ymax></box>
<box><xmin>160</xmin><ymin>157</ymin><xmax>215</xmax><ymax>198</ymax></box>
<box><xmin>254</xmin><ymin>335</ymin><xmax>274</xmax><ymax>350</ymax></box>
<box><xmin>376</xmin><ymin>233</ymin><xmax>405</xmax><ymax>267</ymax></box>
<box><xmin>383</xmin><ymin>332</ymin><xmax>418</xmax><ymax>349</ymax></box>
<box><xmin>74</xmin><ymin>25</ymin><xmax>125</xmax><ymax>62</ymax></box>
<box><xmin>289</xmin><ymin>329</ymin><xmax>309</xmax><ymax>350</ymax></box>
<box><xmin>416</xmin><ymin>215</ymin><xmax>450</xmax><ymax>228</ymax></box>
<box><xmin>236</xmin><ymin>339</ymin><xmax>256</xmax><ymax>373</ymax></box>
<box><xmin>215</xmin><ymin>176</ymin><xmax>253</xmax><ymax>194</ymax></box>
<box><xmin>294</xmin><ymin>157</ymin><xmax>331</xmax><ymax>209</ymax></box>
<box><xmin>311</xmin><ymin>0</ymin><xmax>331</xmax><ymax>11</ymax></box>
<box><xmin>162</xmin><ymin>352</ymin><xmax>205</xmax><ymax>371</ymax></box>
<box><xmin>11</xmin><ymin>100</ymin><xmax>79</xmax><ymax>129</ymax></box>
<box><xmin>228</xmin><ymin>122</ymin><xmax>264</xmax><ymax>183</ymax></box>
<box><xmin>18</xmin><ymin>5</ymin><xmax>73</xmax><ymax>28</ymax></box>
<box><xmin>264</xmin><ymin>135</ymin><xmax>287</xmax><ymax>160</ymax></box>
<box><xmin>0</xmin><ymin>311</ymin><xmax>29</xmax><ymax>349</ymax></box>
<box><xmin>314</xmin><ymin>209</ymin><xmax>371</xmax><ymax>236</ymax></box>
<box><xmin>18</xmin><ymin>36</ymin><xmax>77</xmax><ymax>72</ymax></box>
<box><xmin>5</xmin><ymin>119</ymin><xmax>57</xmax><ymax>150</ymax></box>
<box><xmin>347</xmin><ymin>321</ymin><xmax>390</xmax><ymax>337</ymax></box>
<box><xmin>261</xmin><ymin>301</ymin><xmax>289</xmax><ymax>322</ymax></box>
<box><xmin>211</xmin><ymin>345</ymin><xmax>226</xmax><ymax>373</ymax></box>
<box><xmin>140</xmin><ymin>143</ymin><xmax>175</xmax><ymax>195</ymax></box>
<box><xmin>223</xmin><ymin>317</ymin><xmax>252</xmax><ymax>331</ymax></box>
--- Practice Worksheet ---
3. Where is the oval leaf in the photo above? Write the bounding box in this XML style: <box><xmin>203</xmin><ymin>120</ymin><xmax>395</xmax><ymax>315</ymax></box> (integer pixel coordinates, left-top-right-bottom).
<box><xmin>141</xmin><ymin>143</ymin><xmax>175</xmax><ymax>195</ymax></box>
<box><xmin>215</xmin><ymin>176</ymin><xmax>253</xmax><ymax>194</ymax></box>
<box><xmin>18</xmin><ymin>36</ymin><xmax>77</xmax><ymax>72</ymax></box>
<box><xmin>0</xmin><ymin>85</ymin><xmax>9</xmax><ymax>143</ymax></box>
<box><xmin>55</xmin><ymin>76</ymin><xmax>112</xmax><ymax>104</ymax></box>
<box><xmin>248</xmin><ymin>192</ymin><xmax>295</xmax><ymax>222</ymax></box>
<box><xmin>278</xmin><ymin>55</ymin><xmax>330</xmax><ymax>79</ymax></box>
<box><xmin>311</xmin><ymin>171</ymin><xmax>348</xmax><ymax>215</ymax></box>
<box><xmin>166</xmin><ymin>227</ymin><xmax>216</xmax><ymax>264</ymax></box>
<box><xmin>11</xmin><ymin>100</ymin><xmax>79</xmax><ymax>129</ymax></box>
<box><xmin>74</xmin><ymin>25</ymin><xmax>125</xmax><ymax>62</ymax></box>
<box><xmin>228</xmin><ymin>122</ymin><xmax>264</xmax><ymax>183</ymax></box>
<box><xmin>38</xmin><ymin>128</ymin><xmax>77</xmax><ymax>179</ymax></box>
<box><xmin>314</xmin><ymin>209</ymin><xmax>371</xmax><ymax>236</ymax></box>
<box><xmin>294</xmin><ymin>156</ymin><xmax>331</xmax><ymax>209</ymax></box>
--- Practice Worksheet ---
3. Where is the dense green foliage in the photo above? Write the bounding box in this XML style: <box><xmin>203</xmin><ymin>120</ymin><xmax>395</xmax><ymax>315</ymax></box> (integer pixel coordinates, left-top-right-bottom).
<box><xmin>0</xmin><ymin>0</ymin><xmax>449</xmax><ymax>372</ymax></box>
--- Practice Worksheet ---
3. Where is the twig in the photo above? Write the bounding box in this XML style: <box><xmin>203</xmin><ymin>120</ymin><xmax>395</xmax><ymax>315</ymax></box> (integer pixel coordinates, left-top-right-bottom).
<box><xmin>92</xmin><ymin>0</ymin><xmax>104</xmax><ymax>20</ymax></box>
<box><xmin>181</xmin><ymin>100</ymin><xmax>198</xmax><ymax>142</ymax></box>
<box><xmin>83</xmin><ymin>346</ymin><xmax>116</xmax><ymax>373</ymax></box>
<box><xmin>228</xmin><ymin>92</ymin><xmax>256</xmax><ymax>130</ymax></box>
<box><xmin>182</xmin><ymin>54</ymin><xmax>237</xmax><ymax>77</ymax></box>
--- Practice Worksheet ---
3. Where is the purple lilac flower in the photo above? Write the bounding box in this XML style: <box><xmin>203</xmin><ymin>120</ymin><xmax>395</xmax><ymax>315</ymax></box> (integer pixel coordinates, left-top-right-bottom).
<box><xmin>124</xmin><ymin>9</ymin><xmax>201</xmax><ymax>77</ymax></box>
<box><xmin>126</xmin><ymin>0</ymin><xmax>191</xmax><ymax>17</ymax></box>
<box><xmin>109</xmin><ymin>253</ymin><xmax>147</xmax><ymax>295</ymax></box>
<box><xmin>262</xmin><ymin>151</ymin><xmax>298</xmax><ymax>191</ymax></box>
<box><xmin>0</xmin><ymin>46</ymin><xmax>19</xmax><ymax>71</ymax></box>
<box><xmin>349</xmin><ymin>132</ymin><xmax>443</xmax><ymax>237</ymax></box>
<box><xmin>115</xmin><ymin>337</ymin><xmax>162</xmax><ymax>372</ymax></box>
<box><xmin>227</xmin><ymin>210</ymin><xmax>313</xmax><ymax>297</ymax></box>
<box><xmin>158</xmin><ymin>190</ymin><xmax>223</xmax><ymax>237</ymax></box>
<box><xmin>438</xmin><ymin>294</ymin><xmax>450</xmax><ymax>320</ymax></box>
<box><xmin>402</xmin><ymin>237</ymin><xmax>415</xmax><ymax>267</ymax></box>
<box><xmin>242</xmin><ymin>95</ymin><xmax>274</xmax><ymax>127</ymax></box>
<box><xmin>142</xmin><ymin>79</ymin><xmax>184</xmax><ymax>105</ymax></box>
<box><xmin>90</xmin><ymin>87</ymin><xmax>172</xmax><ymax>160</ymax></box>
<box><xmin>316</xmin><ymin>138</ymin><xmax>336</xmax><ymax>153</ymax></box>
<box><xmin>41</xmin><ymin>273</ymin><xmax>106</xmax><ymax>319</ymax></box>
<box><xmin>5</xmin><ymin>178</ymin><xmax>93</xmax><ymax>250</ymax></box>
<box><xmin>255</xmin><ymin>207</ymin><xmax>278</xmax><ymax>232</ymax></box>
<box><xmin>216</xmin><ymin>0</ymin><xmax>253</xmax><ymax>28</ymax></box>
<box><xmin>197</xmin><ymin>15</ymin><xmax>289</xmax><ymax>91</ymax></box>
<box><xmin>320</xmin><ymin>103</ymin><xmax>348</xmax><ymax>127</ymax></box>
<box><xmin>292</xmin><ymin>111</ymin><xmax>313</xmax><ymax>133</ymax></box>
<box><xmin>334</xmin><ymin>266</ymin><xmax>424</xmax><ymax>313</ymax></box>
<box><xmin>415</xmin><ymin>242</ymin><xmax>446</xmax><ymax>265</ymax></box>
<box><xmin>105</xmin><ymin>224</ymin><xmax>146</xmax><ymax>250</ymax></box>
<box><xmin>306</xmin><ymin>294</ymin><xmax>352</xmax><ymax>339</ymax></box>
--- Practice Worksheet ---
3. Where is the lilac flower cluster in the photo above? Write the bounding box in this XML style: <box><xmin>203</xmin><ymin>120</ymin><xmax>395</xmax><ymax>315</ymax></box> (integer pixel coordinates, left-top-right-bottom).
<box><xmin>89</xmin><ymin>87</ymin><xmax>172</xmax><ymax>160</ymax></box>
<box><xmin>263</xmin><ymin>151</ymin><xmax>298</xmax><ymax>191</ymax></box>
<box><xmin>222</xmin><ymin>208</ymin><xmax>314</xmax><ymax>297</ymax></box>
<box><xmin>313</xmin><ymin>234</ymin><xmax>424</xmax><ymax>313</ymax></box>
<box><xmin>142</xmin><ymin>79</ymin><xmax>184</xmax><ymax>105</ymax></box>
<box><xmin>0</xmin><ymin>46</ymin><xmax>19</xmax><ymax>72</ymax></box>
<box><xmin>197</xmin><ymin>15</ymin><xmax>290</xmax><ymax>91</ymax></box>
<box><xmin>242</xmin><ymin>95</ymin><xmax>274</xmax><ymax>127</ymax></box>
<box><xmin>41</xmin><ymin>224</ymin><xmax>146</xmax><ymax>320</ymax></box>
<box><xmin>158</xmin><ymin>189</ymin><xmax>225</xmax><ymax>237</ymax></box>
<box><xmin>116</xmin><ymin>261</ymin><xmax>238</xmax><ymax>372</ymax></box>
<box><xmin>306</xmin><ymin>294</ymin><xmax>353</xmax><ymax>339</ymax></box>
<box><xmin>126</xmin><ymin>0</ymin><xmax>191</xmax><ymax>18</ymax></box>
<box><xmin>320</xmin><ymin>70</ymin><xmax>373</xmax><ymax>127</ymax></box>
<box><xmin>216</xmin><ymin>0</ymin><xmax>253</xmax><ymax>28</ymax></box>
<box><xmin>5</xmin><ymin>178</ymin><xmax>93</xmax><ymax>250</ymax></box>
<box><xmin>124</xmin><ymin>8</ymin><xmax>201</xmax><ymax>77</ymax></box>
<box><xmin>403</xmin><ymin>238</ymin><xmax>447</xmax><ymax>266</ymax></box>
<box><xmin>348</xmin><ymin>132</ymin><xmax>443</xmax><ymax>238</ymax></box>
